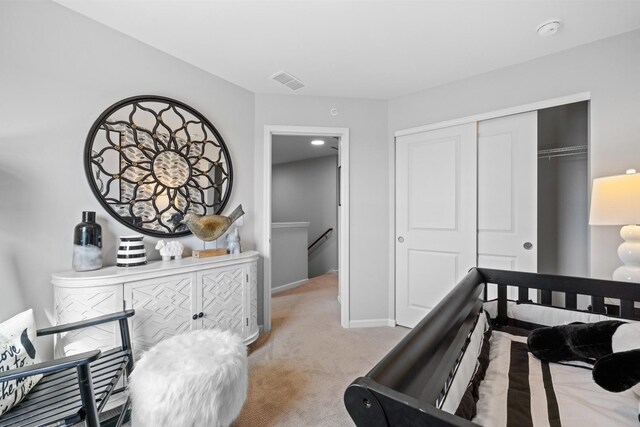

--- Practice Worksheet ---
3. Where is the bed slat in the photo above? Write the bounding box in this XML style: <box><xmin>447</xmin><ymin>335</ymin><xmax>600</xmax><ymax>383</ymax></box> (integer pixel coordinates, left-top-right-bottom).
<box><xmin>518</xmin><ymin>286</ymin><xmax>529</xmax><ymax>302</ymax></box>
<box><xmin>498</xmin><ymin>284</ymin><xmax>507</xmax><ymax>325</ymax></box>
<box><xmin>565</xmin><ymin>292</ymin><xmax>577</xmax><ymax>309</ymax></box>
<box><xmin>591</xmin><ymin>296</ymin><xmax>605</xmax><ymax>314</ymax></box>
<box><xmin>621</xmin><ymin>300</ymin><xmax>635</xmax><ymax>319</ymax></box>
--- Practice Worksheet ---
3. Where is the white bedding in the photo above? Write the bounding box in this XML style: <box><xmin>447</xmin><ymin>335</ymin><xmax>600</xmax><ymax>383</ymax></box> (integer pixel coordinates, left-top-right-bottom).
<box><xmin>483</xmin><ymin>300</ymin><xmax>622</xmax><ymax>326</ymax></box>
<box><xmin>440</xmin><ymin>311</ymin><xmax>490</xmax><ymax>414</ymax></box>
<box><xmin>473</xmin><ymin>330</ymin><xmax>638</xmax><ymax>427</ymax></box>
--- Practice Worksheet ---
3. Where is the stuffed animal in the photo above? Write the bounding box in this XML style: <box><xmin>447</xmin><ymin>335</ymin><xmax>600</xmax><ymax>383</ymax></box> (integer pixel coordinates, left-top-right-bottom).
<box><xmin>528</xmin><ymin>320</ymin><xmax>640</xmax><ymax>392</ymax></box>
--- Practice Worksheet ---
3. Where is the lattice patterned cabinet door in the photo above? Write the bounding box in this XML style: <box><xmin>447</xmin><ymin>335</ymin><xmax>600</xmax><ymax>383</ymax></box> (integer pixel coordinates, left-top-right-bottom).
<box><xmin>54</xmin><ymin>285</ymin><xmax>123</xmax><ymax>357</ymax></box>
<box><xmin>125</xmin><ymin>273</ymin><xmax>196</xmax><ymax>356</ymax></box>
<box><xmin>198</xmin><ymin>266</ymin><xmax>246</xmax><ymax>337</ymax></box>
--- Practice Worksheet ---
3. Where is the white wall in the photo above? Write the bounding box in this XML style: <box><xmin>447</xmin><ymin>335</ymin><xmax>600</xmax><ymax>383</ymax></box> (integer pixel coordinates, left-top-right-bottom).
<box><xmin>0</xmin><ymin>1</ymin><xmax>255</xmax><ymax>355</ymax></box>
<box><xmin>389</xmin><ymin>29</ymin><xmax>640</xmax><ymax>285</ymax></box>
<box><xmin>272</xmin><ymin>155</ymin><xmax>338</xmax><ymax>278</ymax></box>
<box><xmin>255</xmin><ymin>94</ymin><xmax>389</xmax><ymax>323</ymax></box>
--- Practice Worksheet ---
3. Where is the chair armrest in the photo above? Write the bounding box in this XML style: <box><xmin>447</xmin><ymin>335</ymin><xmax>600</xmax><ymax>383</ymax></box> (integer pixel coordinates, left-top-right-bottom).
<box><xmin>0</xmin><ymin>350</ymin><xmax>101</xmax><ymax>382</ymax></box>
<box><xmin>37</xmin><ymin>309</ymin><xmax>135</xmax><ymax>337</ymax></box>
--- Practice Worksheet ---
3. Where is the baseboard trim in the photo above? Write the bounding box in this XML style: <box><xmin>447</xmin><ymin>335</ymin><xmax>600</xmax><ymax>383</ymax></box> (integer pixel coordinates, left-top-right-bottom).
<box><xmin>349</xmin><ymin>318</ymin><xmax>396</xmax><ymax>328</ymax></box>
<box><xmin>325</xmin><ymin>268</ymin><xmax>339</xmax><ymax>274</ymax></box>
<box><xmin>272</xmin><ymin>278</ymin><xmax>309</xmax><ymax>295</ymax></box>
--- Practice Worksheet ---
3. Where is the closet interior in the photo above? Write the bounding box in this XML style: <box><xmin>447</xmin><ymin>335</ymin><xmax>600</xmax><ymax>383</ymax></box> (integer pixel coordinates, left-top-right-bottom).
<box><xmin>537</xmin><ymin>101</ymin><xmax>589</xmax><ymax>281</ymax></box>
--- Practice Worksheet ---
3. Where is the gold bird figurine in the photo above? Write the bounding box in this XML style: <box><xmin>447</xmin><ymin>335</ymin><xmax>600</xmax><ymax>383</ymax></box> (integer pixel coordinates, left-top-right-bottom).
<box><xmin>180</xmin><ymin>205</ymin><xmax>245</xmax><ymax>241</ymax></box>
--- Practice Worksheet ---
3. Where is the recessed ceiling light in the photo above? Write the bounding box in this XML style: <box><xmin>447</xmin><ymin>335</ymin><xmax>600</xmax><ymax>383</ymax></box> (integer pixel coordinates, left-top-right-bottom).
<box><xmin>311</xmin><ymin>140</ymin><xmax>325</xmax><ymax>146</ymax></box>
<box><xmin>537</xmin><ymin>19</ymin><xmax>562</xmax><ymax>37</ymax></box>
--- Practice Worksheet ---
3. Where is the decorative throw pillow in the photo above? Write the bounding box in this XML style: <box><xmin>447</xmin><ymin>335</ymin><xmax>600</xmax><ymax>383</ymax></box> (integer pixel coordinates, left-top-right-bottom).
<box><xmin>0</xmin><ymin>309</ymin><xmax>42</xmax><ymax>416</ymax></box>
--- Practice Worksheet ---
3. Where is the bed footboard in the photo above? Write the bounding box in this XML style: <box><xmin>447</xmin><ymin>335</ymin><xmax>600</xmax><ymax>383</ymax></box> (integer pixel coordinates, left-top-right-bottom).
<box><xmin>345</xmin><ymin>377</ymin><xmax>476</xmax><ymax>427</ymax></box>
<box><xmin>345</xmin><ymin>269</ymin><xmax>485</xmax><ymax>426</ymax></box>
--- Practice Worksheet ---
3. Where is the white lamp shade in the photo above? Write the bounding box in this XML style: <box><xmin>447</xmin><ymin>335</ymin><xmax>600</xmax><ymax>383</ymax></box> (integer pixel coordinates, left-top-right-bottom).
<box><xmin>589</xmin><ymin>173</ymin><xmax>640</xmax><ymax>225</ymax></box>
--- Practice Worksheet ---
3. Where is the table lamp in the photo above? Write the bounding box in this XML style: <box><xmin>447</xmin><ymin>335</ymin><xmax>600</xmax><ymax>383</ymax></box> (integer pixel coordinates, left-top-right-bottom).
<box><xmin>589</xmin><ymin>169</ymin><xmax>640</xmax><ymax>282</ymax></box>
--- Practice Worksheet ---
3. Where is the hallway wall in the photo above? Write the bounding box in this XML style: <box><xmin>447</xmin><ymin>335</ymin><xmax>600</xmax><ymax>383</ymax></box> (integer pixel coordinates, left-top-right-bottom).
<box><xmin>273</xmin><ymin>155</ymin><xmax>338</xmax><ymax>278</ymax></box>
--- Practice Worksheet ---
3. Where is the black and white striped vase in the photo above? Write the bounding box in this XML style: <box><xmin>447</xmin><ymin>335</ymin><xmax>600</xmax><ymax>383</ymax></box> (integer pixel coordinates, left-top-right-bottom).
<box><xmin>117</xmin><ymin>236</ymin><xmax>147</xmax><ymax>267</ymax></box>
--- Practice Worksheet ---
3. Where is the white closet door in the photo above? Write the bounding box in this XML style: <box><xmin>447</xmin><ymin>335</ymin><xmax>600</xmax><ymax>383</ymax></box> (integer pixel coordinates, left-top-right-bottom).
<box><xmin>395</xmin><ymin>123</ymin><xmax>477</xmax><ymax>328</ymax></box>
<box><xmin>478</xmin><ymin>112</ymin><xmax>538</xmax><ymax>301</ymax></box>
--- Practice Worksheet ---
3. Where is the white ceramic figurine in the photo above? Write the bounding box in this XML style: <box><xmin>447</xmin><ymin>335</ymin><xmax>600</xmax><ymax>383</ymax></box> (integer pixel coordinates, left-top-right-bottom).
<box><xmin>155</xmin><ymin>240</ymin><xmax>184</xmax><ymax>261</ymax></box>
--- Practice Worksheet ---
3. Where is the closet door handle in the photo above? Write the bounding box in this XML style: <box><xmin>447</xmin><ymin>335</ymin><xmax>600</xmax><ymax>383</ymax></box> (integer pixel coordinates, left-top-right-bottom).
<box><xmin>198</xmin><ymin>312</ymin><xmax>204</xmax><ymax>318</ymax></box>
<box><xmin>397</xmin><ymin>236</ymin><xmax>404</xmax><ymax>243</ymax></box>
<box><xmin>523</xmin><ymin>242</ymin><xmax>533</xmax><ymax>250</ymax></box>
<box><xmin>192</xmin><ymin>314</ymin><xmax>198</xmax><ymax>320</ymax></box>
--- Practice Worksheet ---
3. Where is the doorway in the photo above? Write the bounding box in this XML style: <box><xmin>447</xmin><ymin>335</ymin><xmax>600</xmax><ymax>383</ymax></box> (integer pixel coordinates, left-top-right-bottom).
<box><xmin>271</xmin><ymin>135</ymin><xmax>338</xmax><ymax>289</ymax></box>
<box><xmin>262</xmin><ymin>126</ymin><xmax>350</xmax><ymax>331</ymax></box>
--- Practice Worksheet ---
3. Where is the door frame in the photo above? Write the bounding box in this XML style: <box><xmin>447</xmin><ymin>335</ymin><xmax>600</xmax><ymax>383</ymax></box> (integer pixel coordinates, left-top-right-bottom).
<box><xmin>262</xmin><ymin>125</ymin><xmax>350</xmax><ymax>331</ymax></box>
<box><xmin>389</xmin><ymin>91</ymin><xmax>591</xmax><ymax>322</ymax></box>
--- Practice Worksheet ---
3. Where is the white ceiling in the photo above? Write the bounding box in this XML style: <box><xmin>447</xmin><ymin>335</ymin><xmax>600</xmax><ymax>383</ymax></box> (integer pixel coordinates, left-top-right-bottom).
<box><xmin>56</xmin><ymin>1</ymin><xmax>640</xmax><ymax>100</ymax></box>
<box><xmin>272</xmin><ymin>135</ymin><xmax>339</xmax><ymax>165</ymax></box>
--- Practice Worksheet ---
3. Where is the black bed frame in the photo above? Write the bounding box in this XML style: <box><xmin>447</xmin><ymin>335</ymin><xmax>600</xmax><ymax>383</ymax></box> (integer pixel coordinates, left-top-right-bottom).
<box><xmin>344</xmin><ymin>268</ymin><xmax>640</xmax><ymax>427</ymax></box>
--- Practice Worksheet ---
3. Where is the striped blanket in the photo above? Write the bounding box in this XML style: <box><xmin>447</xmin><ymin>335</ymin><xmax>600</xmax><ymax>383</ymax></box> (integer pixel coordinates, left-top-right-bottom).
<box><xmin>473</xmin><ymin>331</ymin><xmax>638</xmax><ymax>427</ymax></box>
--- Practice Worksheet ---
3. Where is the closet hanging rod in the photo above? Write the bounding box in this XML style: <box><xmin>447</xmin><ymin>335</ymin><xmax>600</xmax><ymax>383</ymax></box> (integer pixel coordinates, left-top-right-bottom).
<box><xmin>538</xmin><ymin>145</ymin><xmax>588</xmax><ymax>159</ymax></box>
<box><xmin>538</xmin><ymin>151</ymin><xmax>588</xmax><ymax>159</ymax></box>
<box><xmin>538</xmin><ymin>145</ymin><xmax>588</xmax><ymax>155</ymax></box>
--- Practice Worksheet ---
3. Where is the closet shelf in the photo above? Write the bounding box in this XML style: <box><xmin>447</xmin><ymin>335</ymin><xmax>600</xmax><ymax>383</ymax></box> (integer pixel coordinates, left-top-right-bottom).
<box><xmin>538</xmin><ymin>145</ymin><xmax>588</xmax><ymax>159</ymax></box>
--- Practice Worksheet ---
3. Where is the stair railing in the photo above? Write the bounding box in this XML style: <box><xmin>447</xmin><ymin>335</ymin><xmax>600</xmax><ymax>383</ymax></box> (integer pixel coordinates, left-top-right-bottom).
<box><xmin>308</xmin><ymin>228</ymin><xmax>334</xmax><ymax>254</ymax></box>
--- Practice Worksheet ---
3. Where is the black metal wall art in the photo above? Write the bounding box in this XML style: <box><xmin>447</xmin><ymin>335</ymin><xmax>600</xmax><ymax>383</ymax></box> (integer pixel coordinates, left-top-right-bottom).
<box><xmin>84</xmin><ymin>95</ymin><xmax>233</xmax><ymax>237</ymax></box>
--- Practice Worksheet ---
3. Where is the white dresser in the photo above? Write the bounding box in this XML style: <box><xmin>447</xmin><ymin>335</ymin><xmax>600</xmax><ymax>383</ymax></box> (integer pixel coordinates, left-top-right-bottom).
<box><xmin>52</xmin><ymin>251</ymin><xmax>259</xmax><ymax>357</ymax></box>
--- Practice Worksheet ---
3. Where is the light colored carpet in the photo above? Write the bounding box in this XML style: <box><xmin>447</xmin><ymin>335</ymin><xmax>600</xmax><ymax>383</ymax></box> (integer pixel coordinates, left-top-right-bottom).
<box><xmin>235</xmin><ymin>272</ymin><xmax>409</xmax><ymax>427</ymax></box>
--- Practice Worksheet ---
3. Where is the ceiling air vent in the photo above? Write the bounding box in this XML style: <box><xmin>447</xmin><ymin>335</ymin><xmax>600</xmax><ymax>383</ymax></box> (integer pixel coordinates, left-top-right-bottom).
<box><xmin>270</xmin><ymin>71</ymin><xmax>305</xmax><ymax>91</ymax></box>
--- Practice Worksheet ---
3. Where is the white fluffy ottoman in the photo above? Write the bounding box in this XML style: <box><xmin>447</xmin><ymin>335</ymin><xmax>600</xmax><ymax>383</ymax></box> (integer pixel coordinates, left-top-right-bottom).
<box><xmin>130</xmin><ymin>329</ymin><xmax>248</xmax><ymax>427</ymax></box>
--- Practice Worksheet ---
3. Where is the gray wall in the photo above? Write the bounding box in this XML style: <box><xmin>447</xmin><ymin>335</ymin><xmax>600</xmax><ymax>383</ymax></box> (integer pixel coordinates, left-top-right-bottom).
<box><xmin>538</xmin><ymin>103</ymin><xmax>589</xmax><ymax>278</ymax></box>
<box><xmin>255</xmin><ymin>94</ymin><xmax>390</xmax><ymax>323</ymax></box>
<box><xmin>272</xmin><ymin>155</ymin><xmax>338</xmax><ymax>278</ymax></box>
<box><xmin>271</xmin><ymin>223</ymin><xmax>309</xmax><ymax>290</ymax></box>
<box><xmin>389</xmin><ymin>29</ymin><xmax>640</xmax><ymax>286</ymax></box>
<box><xmin>0</xmin><ymin>1</ymin><xmax>255</xmax><ymax>355</ymax></box>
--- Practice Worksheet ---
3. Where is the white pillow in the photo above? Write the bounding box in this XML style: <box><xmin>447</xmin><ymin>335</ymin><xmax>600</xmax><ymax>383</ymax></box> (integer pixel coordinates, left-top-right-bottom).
<box><xmin>0</xmin><ymin>309</ymin><xmax>42</xmax><ymax>416</ymax></box>
<box><xmin>484</xmin><ymin>300</ymin><xmax>625</xmax><ymax>326</ymax></box>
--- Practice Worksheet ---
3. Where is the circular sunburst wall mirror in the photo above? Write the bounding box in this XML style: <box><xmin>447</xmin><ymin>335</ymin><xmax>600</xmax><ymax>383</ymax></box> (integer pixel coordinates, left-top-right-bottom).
<box><xmin>84</xmin><ymin>95</ymin><xmax>233</xmax><ymax>237</ymax></box>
